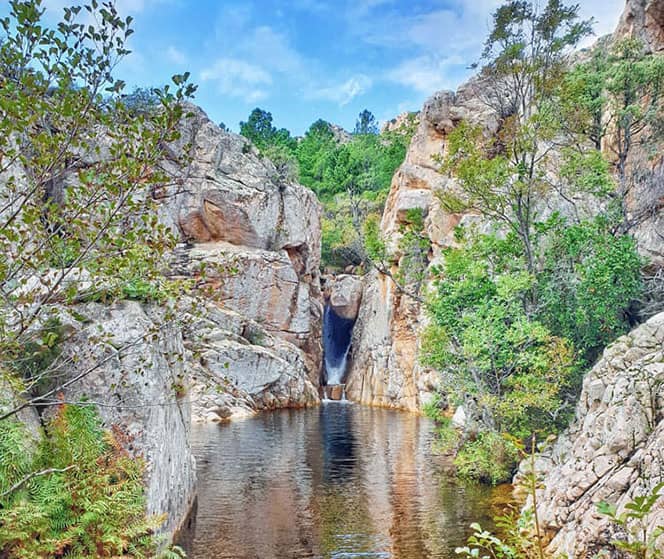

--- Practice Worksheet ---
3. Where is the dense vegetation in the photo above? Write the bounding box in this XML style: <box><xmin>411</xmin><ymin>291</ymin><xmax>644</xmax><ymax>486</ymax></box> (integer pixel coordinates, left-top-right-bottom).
<box><xmin>0</xmin><ymin>405</ymin><xmax>182</xmax><ymax>558</ymax></box>
<box><xmin>239</xmin><ymin>107</ymin><xmax>417</xmax><ymax>269</ymax></box>
<box><xmin>417</xmin><ymin>0</ymin><xmax>662</xmax><ymax>486</ymax></box>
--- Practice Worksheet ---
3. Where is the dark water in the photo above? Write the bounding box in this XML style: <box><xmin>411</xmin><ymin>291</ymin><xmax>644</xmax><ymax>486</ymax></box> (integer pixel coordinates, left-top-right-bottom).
<box><xmin>184</xmin><ymin>405</ymin><xmax>500</xmax><ymax>559</ymax></box>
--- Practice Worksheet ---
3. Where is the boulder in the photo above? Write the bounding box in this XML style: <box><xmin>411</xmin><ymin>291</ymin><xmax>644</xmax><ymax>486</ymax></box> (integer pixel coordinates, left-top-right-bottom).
<box><xmin>327</xmin><ymin>274</ymin><xmax>363</xmax><ymax>320</ymax></box>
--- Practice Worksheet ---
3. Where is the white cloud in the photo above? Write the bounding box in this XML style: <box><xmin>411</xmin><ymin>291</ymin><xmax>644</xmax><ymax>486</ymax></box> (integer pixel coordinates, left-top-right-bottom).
<box><xmin>242</xmin><ymin>26</ymin><xmax>306</xmax><ymax>75</ymax></box>
<box><xmin>387</xmin><ymin>55</ymin><xmax>462</xmax><ymax>94</ymax></box>
<box><xmin>201</xmin><ymin>58</ymin><xmax>272</xmax><ymax>102</ymax></box>
<box><xmin>311</xmin><ymin>74</ymin><xmax>372</xmax><ymax>106</ymax></box>
<box><xmin>166</xmin><ymin>46</ymin><xmax>187</xmax><ymax>65</ymax></box>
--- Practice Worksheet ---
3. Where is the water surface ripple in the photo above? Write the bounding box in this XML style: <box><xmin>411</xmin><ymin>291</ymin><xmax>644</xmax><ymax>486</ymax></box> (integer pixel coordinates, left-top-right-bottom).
<box><xmin>185</xmin><ymin>404</ymin><xmax>496</xmax><ymax>559</ymax></box>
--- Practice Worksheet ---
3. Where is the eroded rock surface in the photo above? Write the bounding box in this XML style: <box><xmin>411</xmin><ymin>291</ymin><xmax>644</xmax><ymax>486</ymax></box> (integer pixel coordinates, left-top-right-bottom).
<box><xmin>182</xmin><ymin>300</ymin><xmax>319</xmax><ymax>422</ymax></box>
<box><xmin>533</xmin><ymin>312</ymin><xmax>664</xmax><ymax>557</ymax></box>
<box><xmin>53</xmin><ymin>301</ymin><xmax>197</xmax><ymax>538</ymax></box>
<box><xmin>162</xmin><ymin>106</ymin><xmax>324</xmax><ymax>390</ymax></box>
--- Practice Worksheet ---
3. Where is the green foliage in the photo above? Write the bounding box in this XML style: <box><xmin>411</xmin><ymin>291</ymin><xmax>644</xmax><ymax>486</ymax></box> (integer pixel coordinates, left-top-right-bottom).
<box><xmin>454</xmin><ymin>432</ymin><xmax>519</xmax><ymax>485</ymax></box>
<box><xmin>0</xmin><ymin>0</ymin><xmax>196</xmax><ymax>404</ymax></box>
<box><xmin>536</xmin><ymin>215</ymin><xmax>643</xmax><ymax>365</ymax></box>
<box><xmin>353</xmin><ymin>109</ymin><xmax>378</xmax><ymax>135</ymax></box>
<box><xmin>11</xmin><ymin>317</ymin><xmax>65</xmax><ymax>384</ymax></box>
<box><xmin>561</xmin><ymin>37</ymin><xmax>664</xmax><ymax>224</ymax></box>
<box><xmin>320</xmin><ymin>191</ymin><xmax>385</xmax><ymax>270</ymax></box>
<box><xmin>423</xmin><ymin>231</ymin><xmax>578</xmax><ymax>440</ymax></box>
<box><xmin>598</xmin><ymin>482</ymin><xmax>664</xmax><ymax>559</ymax></box>
<box><xmin>239</xmin><ymin>107</ymin><xmax>296</xmax><ymax>153</ymax></box>
<box><xmin>362</xmin><ymin>214</ymin><xmax>387</xmax><ymax>263</ymax></box>
<box><xmin>0</xmin><ymin>404</ymin><xmax>164</xmax><ymax>558</ymax></box>
<box><xmin>395</xmin><ymin>208</ymin><xmax>431</xmax><ymax>288</ymax></box>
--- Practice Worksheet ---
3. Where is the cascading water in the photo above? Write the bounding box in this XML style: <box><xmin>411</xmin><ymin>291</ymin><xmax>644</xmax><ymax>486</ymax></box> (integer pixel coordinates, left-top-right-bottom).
<box><xmin>322</xmin><ymin>303</ymin><xmax>355</xmax><ymax>387</ymax></box>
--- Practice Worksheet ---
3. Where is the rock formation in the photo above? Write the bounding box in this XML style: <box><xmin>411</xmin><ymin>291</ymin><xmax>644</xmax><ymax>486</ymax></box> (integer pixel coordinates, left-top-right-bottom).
<box><xmin>347</xmin><ymin>0</ymin><xmax>664</xmax><ymax>411</ymax></box>
<box><xmin>533</xmin><ymin>311</ymin><xmax>664</xmax><ymax>556</ymax></box>
<box><xmin>325</xmin><ymin>274</ymin><xmax>363</xmax><ymax>320</ymax></box>
<box><xmin>615</xmin><ymin>0</ymin><xmax>664</xmax><ymax>53</ymax></box>
<box><xmin>52</xmin><ymin>301</ymin><xmax>197</xmax><ymax>537</ymax></box>
<box><xmin>346</xmin><ymin>80</ymin><xmax>498</xmax><ymax>411</ymax></box>
<box><xmin>0</xmin><ymin>104</ymin><xmax>324</xmax><ymax>544</ymax></box>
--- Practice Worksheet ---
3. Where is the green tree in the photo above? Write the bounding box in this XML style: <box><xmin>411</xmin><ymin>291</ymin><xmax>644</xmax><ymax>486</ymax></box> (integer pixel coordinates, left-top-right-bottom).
<box><xmin>536</xmin><ymin>215</ymin><xmax>643</xmax><ymax>366</ymax></box>
<box><xmin>441</xmin><ymin>0</ymin><xmax>593</xmax><ymax>275</ymax></box>
<box><xmin>296</xmin><ymin>119</ymin><xmax>337</xmax><ymax>191</ymax></box>
<box><xmin>353</xmin><ymin>109</ymin><xmax>378</xmax><ymax>135</ymax></box>
<box><xmin>239</xmin><ymin>107</ymin><xmax>296</xmax><ymax>153</ymax></box>
<box><xmin>423</xmin><ymin>232</ymin><xmax>578</xmax><ymax>440</ymax></box>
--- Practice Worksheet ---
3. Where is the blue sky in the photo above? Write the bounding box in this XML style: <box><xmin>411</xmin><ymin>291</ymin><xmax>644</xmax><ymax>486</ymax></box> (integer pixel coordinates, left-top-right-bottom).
<box><xmin>33</xmin><ymin>1</ymin><xmax>625</xmax><ymax>134</ymax></box>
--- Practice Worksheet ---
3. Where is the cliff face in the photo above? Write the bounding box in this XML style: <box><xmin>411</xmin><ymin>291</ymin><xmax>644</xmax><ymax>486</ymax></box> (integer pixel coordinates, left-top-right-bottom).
<box><xmin>52</xmin><ymin>301</ymin><xmax>197</xmax><ymax>537</ymax></box>
<box><xmin>346</xmin><ymin>82</ymin><xmax>498</xmax><ymax>411</ymax></box>
<box><xmin>615</xmin><ymin>0</ymin><xmax>664</xmax><ymax>54</ymax></box>
<box><xmin>534</xmin><ymin>311</ymin><xmax>664</xmax><ymax>556</ymax></box>
<box><xmin>158</xmin><ymin>106</ymin><xmax>323</xmax><ymax>421</ymax></box>
<box><xmin>347</xmin><ymin>0</ymin><xmax>664</xmax><ymax>411</ymax></box>
<box><xmin>1</xmin><ymin>104</ymin><xmax>324</xmax><ymax>542</ymax></box>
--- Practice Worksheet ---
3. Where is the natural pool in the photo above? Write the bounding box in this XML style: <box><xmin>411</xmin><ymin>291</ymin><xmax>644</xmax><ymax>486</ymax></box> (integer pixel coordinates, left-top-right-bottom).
<box><xmin>182</xmin><ymin>404</ymin><xmax>503</xmax><ymax>559</ymax></box>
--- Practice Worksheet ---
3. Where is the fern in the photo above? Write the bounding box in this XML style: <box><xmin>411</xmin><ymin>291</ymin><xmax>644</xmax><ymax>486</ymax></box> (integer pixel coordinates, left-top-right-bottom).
<box><xmin>0</xmin><ymin>404</ymin><xmax>169</xmax><ymax>558</ymax></box>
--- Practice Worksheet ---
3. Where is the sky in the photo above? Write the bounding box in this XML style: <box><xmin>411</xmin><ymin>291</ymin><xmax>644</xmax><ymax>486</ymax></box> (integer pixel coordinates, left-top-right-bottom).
<box><xmin>19</xmin><ymin>0</ymin><xmax>626</xmax><ymax>134</ymax></box>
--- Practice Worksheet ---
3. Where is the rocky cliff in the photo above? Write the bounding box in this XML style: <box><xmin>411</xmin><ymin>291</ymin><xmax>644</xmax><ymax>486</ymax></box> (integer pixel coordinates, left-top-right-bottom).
<box><xmin>346</xmin><ymin>81</ymin><xmax>499</xmax><ymax>411</ymax></box>
<box><xmin>0</xmin><ymin>104</ymin><xmax>324</xmax><ymax>543</ymax></box>
<box><xmin>347</xmin><ymin>0</ymin><xmax>664</xmax><ymax>411</ymax></box>
<box><xmin>157</xmin><ymin>105</ymin><xmax>323</xmax><ymax>421</ymax></box>
<box><xmin>533</xmin><ymin>311</ymin><xmax>664</xmax><ymax>556</ymax></box>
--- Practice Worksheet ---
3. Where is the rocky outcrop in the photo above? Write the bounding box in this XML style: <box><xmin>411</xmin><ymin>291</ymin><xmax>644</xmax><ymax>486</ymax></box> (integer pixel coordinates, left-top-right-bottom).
<box><xmin>52</xmin><ymin>301</ymin><xmax>197</xmax><ymax>537</ymax></box>
<box><xmin>346</xmin><ymin>271</ymin><xmax>438</xmax><ymax>410</ymax></box>
<box><xmin>161</xmin><ymin>106</ymin><xmax>324</xmax><ymax>389</ymax></box>
<box><xmin>326</xmin><ymin>274</ymin><xmax>363</xmax><ymax>320</ymax></box>
<box><xmin>182</xmin><ymin>299</ymin><xmax>319</xmax><ymax>422</ymax></box>
<box><xmin>533</xmin><ymin>311</ymin><xmax>664</xmax><ymax>557</ymax></box>
<box><xmin>615</xmin><ymin>0</ymin><xmax>664</xmax><ymax>53</ymax></box>
<box><xmin>346</xmin><ymin>82</ymin><xmax>496</xmax><ymax>411</ymax></box>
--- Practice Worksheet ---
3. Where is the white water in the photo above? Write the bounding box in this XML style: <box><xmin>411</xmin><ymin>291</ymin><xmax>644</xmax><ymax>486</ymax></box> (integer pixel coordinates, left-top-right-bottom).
<box><xmin>322</xmin><ymin>304</ymin><xmax>355</xmax><ymax>385</ymax></box>
<box><xmin>324</xmin><ymin>347</ymin><xmax>349</xmax><ymax>385</ymax></box>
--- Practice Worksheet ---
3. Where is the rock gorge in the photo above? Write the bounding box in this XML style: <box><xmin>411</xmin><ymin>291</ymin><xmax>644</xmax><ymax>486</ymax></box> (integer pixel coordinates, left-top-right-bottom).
<box><xmin>2</xmin><ymin>0</ymin><xmax>663</xmax><ymax>552</ymax></box>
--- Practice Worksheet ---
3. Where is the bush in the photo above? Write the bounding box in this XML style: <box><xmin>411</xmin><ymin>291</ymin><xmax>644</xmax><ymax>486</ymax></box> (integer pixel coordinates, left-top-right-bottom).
<box><xmin>537</xmin><ymin>215</ymin><xmax>644</xmax><ymax>366</ymax></box>
<box><xmin>0</xmin><ymin>404</ymin><xmax>163</xmax><ymax>558</ymax></box>
<box><xmin>423</xmin><ymin>232</ymin><xmax>578</xmax><ymax>440</ymax></box>
<box><xmin>454</xmin><ymin>432</ymin><xmax>519</xmax><ymax>485</ymax></box>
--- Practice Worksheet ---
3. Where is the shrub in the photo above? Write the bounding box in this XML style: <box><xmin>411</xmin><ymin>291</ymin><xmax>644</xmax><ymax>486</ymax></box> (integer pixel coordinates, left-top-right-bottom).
<box><xmin>0</xmin><ymin>404</ymin><xmax>163</xmax><ymax>558</ymax></box>
<box><xmin>454</xmin><ymin>432</ymin><xmax>519</xmax><ymax>485</ymax></box>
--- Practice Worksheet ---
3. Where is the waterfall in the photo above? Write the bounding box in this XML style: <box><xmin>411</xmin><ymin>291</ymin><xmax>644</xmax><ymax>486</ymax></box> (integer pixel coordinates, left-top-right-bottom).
<box><xmin>323</xmin><ymin>304</ymin><xmax>355</xmax><ymax>385</ymax></box>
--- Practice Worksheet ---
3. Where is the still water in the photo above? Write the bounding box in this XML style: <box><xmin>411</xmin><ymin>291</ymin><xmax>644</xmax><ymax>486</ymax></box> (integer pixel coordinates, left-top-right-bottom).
<box><xmin>184</xmin><ymin>404</ymin><xmax>500</xmax><ymax>559</ymax></box>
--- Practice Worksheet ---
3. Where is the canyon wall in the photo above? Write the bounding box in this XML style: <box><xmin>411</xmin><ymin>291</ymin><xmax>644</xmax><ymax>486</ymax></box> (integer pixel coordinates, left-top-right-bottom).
<box><xmin>347</xmin><ymin>0</ymin><xmax>664</xmax><ymax>411</ymax></box>
<box><xmin>534</xmin><ymin>311</ymin><xmax>664</xmax><ymax>556</ymax></box>
<box><xmin>0</xmin><ymin>105</ymin><xmax>324</xmax><ymax>542</ymax></box>
<box><xmin>161</xmin><ymin>106</ymin><xmax>323</xmax><ymax>421</ymax></box>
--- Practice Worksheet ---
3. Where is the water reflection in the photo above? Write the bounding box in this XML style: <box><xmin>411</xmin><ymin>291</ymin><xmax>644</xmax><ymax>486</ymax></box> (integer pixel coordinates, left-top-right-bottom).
<box><xmin>184</xmin><ymin>404</ymin><xmax>497</xmax><ymax>559</ymax></box>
